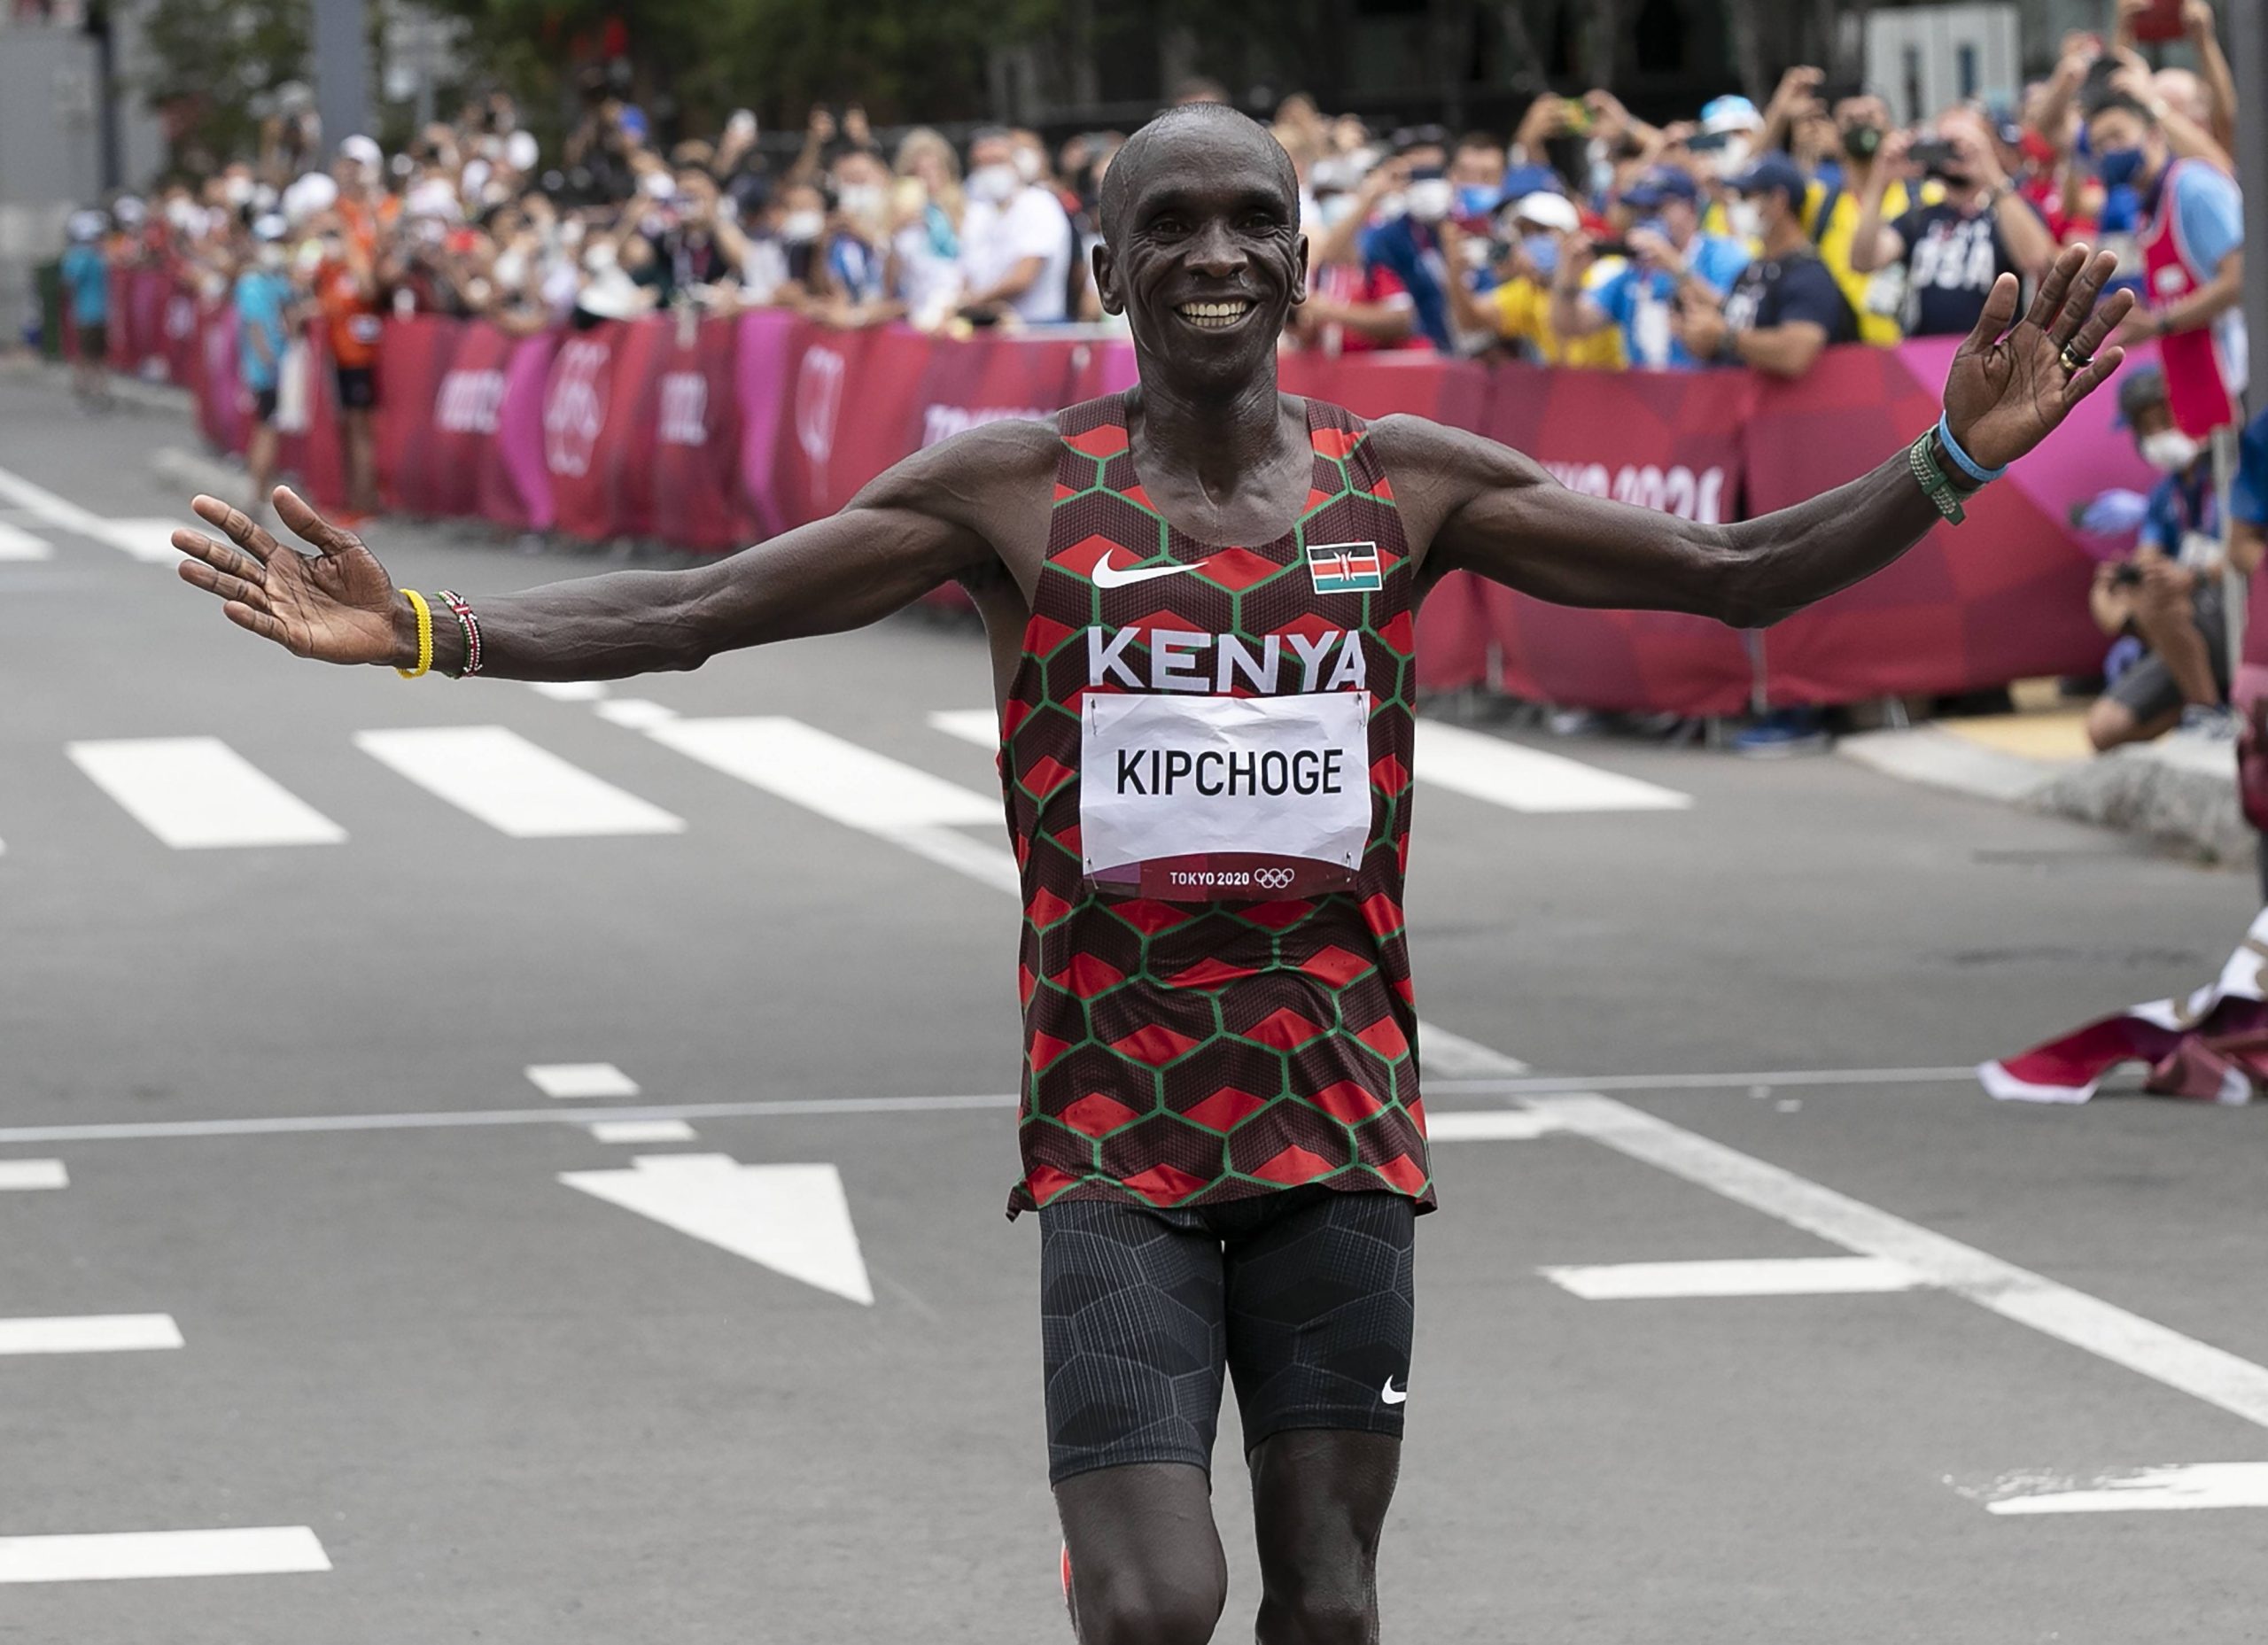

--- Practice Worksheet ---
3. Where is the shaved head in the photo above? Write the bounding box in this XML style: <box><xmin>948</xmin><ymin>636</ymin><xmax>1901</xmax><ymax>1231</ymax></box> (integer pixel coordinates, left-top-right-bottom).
<box><xmin>1099</xmin><ymin>103</ymin><xmax>1297</xmax><ymax>247</ymax></box>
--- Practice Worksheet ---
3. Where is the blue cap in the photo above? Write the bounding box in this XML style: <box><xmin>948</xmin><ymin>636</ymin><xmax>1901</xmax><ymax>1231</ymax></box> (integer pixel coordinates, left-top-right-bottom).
<box><xmin>1620</xmin><ymin>166</ymin><xmax>1700</xmax><ymax>208</ymax></box>
<box><xmin>1729</xmin><ymin>152</ymin><xmax>1808</xmax><ymax>202</ymax></box>
<box><xmin>1499</xmin><ymin>163</ymin><xmax>1558</xmax><ymax>202</ymax></box>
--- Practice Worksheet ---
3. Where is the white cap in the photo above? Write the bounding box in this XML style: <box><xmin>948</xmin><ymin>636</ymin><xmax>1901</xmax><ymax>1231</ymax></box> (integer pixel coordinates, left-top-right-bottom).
<box><xmin>339</xmin><ymin>134</ymin><xmax>384</xmax><ymax>170</ymax></box>
<box><xmin>112</xmin><ymin>196</ymin><xmax>146</xmax><ymax>226</ymax></box>
<box><xmin>1508</xmin><ymin>191</ymin><xmax>1579</xmax><ymax>233</ymax></box>
<box><xmin>252</xmin><ymin>213</ymin><xmax>290</xmax><ymax>243</ymax></box>
<box><xmin>504</xmin><ymin>129</ymin><xmax>540</xmax><ymax>173</ymax></box>
<box><xmin>282</xmin><ymin>170</ymin><xmax>339</xmax><ymax>221</ymax></box>
<box><xmin>68</xmin><ymin>210</ymin><xmax>106</xmax><ymax>243</ymax></box>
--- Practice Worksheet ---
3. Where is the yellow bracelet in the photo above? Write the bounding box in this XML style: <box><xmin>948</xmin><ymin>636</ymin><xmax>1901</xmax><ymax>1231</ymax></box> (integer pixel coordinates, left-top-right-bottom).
<box><xmin>396</xmin><ymin>588</ymin><xmax>433</xmax><ymax>679</ymax></box>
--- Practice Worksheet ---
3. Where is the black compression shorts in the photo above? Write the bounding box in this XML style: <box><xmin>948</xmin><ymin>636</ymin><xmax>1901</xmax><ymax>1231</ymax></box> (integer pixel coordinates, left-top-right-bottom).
<box><xmin>1037</xmin><ymin>1185</ymin><xmax>1415</xmax><ymax>1485</ymax></box>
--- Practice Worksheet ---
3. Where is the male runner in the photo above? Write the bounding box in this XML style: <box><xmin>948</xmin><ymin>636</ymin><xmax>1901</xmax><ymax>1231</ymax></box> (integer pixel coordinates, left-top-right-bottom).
<box><xmin>171</xmin><ymin>104</ymin><xmax>2129</xmax><ymax>1645</ymax></box>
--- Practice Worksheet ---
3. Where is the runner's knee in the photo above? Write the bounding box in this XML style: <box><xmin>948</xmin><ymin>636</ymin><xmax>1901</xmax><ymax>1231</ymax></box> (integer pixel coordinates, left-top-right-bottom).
<box><xmin>1076</xmin><ymin>1568</ymin><xmax>1225</xmax><ymax>1645</ymax></box>
<box><xmin>1257</xmin><ymin>1575</ymin><xmax>1376</xmax><ymax>1645</ymax></box>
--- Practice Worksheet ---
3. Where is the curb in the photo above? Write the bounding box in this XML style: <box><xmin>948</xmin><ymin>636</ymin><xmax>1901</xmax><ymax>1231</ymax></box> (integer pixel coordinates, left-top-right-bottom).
<box><xmin>1839</xmin><ymin>724</ymin><xmax>2251</xmax><ymax>863</ymax></box>
<box><xmin>151</xmin><ymin>445</ymin><xmax>249</xmax><ymax>503</ymax></box>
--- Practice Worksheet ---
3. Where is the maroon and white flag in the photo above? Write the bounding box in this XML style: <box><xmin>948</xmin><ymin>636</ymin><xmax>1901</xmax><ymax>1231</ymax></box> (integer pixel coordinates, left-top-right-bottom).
<box><xmin>1979</xmin><ymin>909</ymin><xmax>2268</xmax><ymax>1106</ymax></box>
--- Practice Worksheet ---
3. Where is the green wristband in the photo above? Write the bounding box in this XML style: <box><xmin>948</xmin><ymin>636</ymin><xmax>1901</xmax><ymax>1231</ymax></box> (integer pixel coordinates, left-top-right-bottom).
<box><xmin>1907</xmin><ymin>429</ymin><xmax>1968</xmax><ymax>525</ymax></box>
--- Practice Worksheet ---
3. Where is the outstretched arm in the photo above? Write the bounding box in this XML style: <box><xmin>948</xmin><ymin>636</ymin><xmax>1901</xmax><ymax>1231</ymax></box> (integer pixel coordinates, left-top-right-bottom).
<box><xmin>172</xmin><ymin>423</ymin><xmax>1045</xmax><ymax>679</ymax></box>
<box><xmin>1388</xmin><ymin>246</ymin><xmax>2131</xmax><ymax>628</ymax></box>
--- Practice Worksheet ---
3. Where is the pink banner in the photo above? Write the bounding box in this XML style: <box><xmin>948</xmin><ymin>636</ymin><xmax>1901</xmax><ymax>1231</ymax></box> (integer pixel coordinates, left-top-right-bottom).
<box><xmin>1744</xmin><ymin>338</ymin><xmax>2156</xmax><ymax>706</ymax></box>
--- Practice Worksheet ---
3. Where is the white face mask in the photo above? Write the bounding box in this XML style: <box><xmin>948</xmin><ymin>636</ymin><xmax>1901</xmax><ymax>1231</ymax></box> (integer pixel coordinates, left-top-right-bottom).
<box><xmin>836</xmin><ymin>183</ymin><xmax>886</xmax><ymax>223</ymax></box>
<box><xmin>1403</xmin><ymin>178</ymin><xmax>1454</xmax><ymax>223</ymax></box>
<box><xmin>781</xmin><ymin>209</ymin><xmax>825</xmax><ymax>244</ymax></box>
<box><xmin>966</xmin><ymin>164</ymin><xmax>1018</xmax><ymax>206</ymax></box>
<box><xmin>257</xmin><ymin>243</ymin><xmax>287</xmax><ymax>272</ymax></box>
<box><xmin>2140</xmin><ymin>429</ymin><xmax>2202</xmax><ymax>474</ymax></box>
<box><xmin>1012</xmin><ymin>147</ymin><xmax>1044</xmax><ymax>183</ymax></box>
<box><xmin>1728</xmin><ymin>199</ymin><xmax>1763</xmax><ymax>243</ymax></box>
<box><xmin>1711</xmin><ymin>136</ymin><xmax>1754</xmax><ymax>179</ymax></box>
<box><xmin>1313</xmin><ymin>194</ymin><xmax>1357</xmax><ymax>229</ymax></box>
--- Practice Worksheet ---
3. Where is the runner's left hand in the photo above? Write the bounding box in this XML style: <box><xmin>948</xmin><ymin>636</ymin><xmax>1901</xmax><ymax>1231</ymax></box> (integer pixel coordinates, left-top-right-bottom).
<box><xmin>1942</xmin><ymin>244</ymin><xmax>2132</xmax><ymax>471</ymax></box>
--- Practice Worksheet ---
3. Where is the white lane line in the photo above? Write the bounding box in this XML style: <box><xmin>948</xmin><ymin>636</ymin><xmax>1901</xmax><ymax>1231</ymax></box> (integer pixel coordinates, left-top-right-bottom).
<box><xmin>561</xmin><ymin>1155</ymin><xmax>874</xmax><ymax>1304</ymax></box>
<box><xmin>1426</xmin><ymin>1066</ymin><xmax>1984</xmax><ymax>1097</ymax></box>
<box><xmin>0</xmin><ymin>521</ymin><xmax>52</xmax><ymax>561</ymax></box>
<box><xmin>526</xmin><ymin>1063</ymin><xmax>640</xmax><ymax>1099</ymax></box>
<box><xmin>0</xmin><ymin>1527</ymin><xmax>330</xmax><ymax>1584</ymax></box>
<box><xmin>649</xmin><ymin>717</ymin><xmax>1000</xmax><ymax>831</ymax></box>
<box><xmin>67</xmin><ymin>738</ymin><xmax>346</xmax><ymax>849</ymax></box>
<box><xmin>0</xmin><ymin>1093</ymin><xmax>1019</xmax><ymax>1146</ymax></box>
<box><xmin>97</xmin><ymin>518</ymin><xmax>196</xmax><ymax>564</ymax></box>
<box><xmin>1529</xmin><ymin>1091</ymin><xmax>2268</xmax><ymax>1431</ymax></box>
<box><xmin>0</xmin><ymin>1160</ymin><xmax>68</xmax><ymax>1190</ymax></box>
<box><xmin>355</xmin><ymin>726</ymin><xmax>684</xmax><ymax>838</ymax></box>
<box><xmin>587</xmin><ymin>1119</ymin><xmax>696</xmax><ymax>1145</ymax></box>
<box><xmin>1418</xmin><ymin>1023</ymin><xmax>1530</xmax><ymax>1077</ymax></box>
<box><xmin>528</xmin><ymin>680</ymin><xmax>610</xmax><ymax>702</ymax></box>
<box><xmin>1541</xmin><ymin>1256</ymin><xmax>1922</xmax><ymax>1301</ymax></box>
<box><xmin>928</xmin><ymin>709</ymin><xmax>999</xmax><ymax>749</ymax></box>
<box><xmin>1965</xmin><ymin>1463</ymin><xmax>2268</xmax><ymax>1515</ymax></box>
<box><xmin>1425</xmin><ymin>1108</ymin><xmax>1559</xmax><ymax>1140</ymax></box>
<box><xmin>0</xmin><ymin>1315</ymin><xmax>183</xmax><ymax>1355</ymax></box>
<box><xmin>1415</xmin><ymin>721</ymin><xmax>1692</xmax><ymax>812</ymax></box>
<box><xmin>0</xmin><ymin>467</ymin><xmax>185</xmax><ymax>565</ymax></box>
<box><xmin>594</xmin><ymin>698</ymin><xmax>679</xmax><ymax>730</ymax></box>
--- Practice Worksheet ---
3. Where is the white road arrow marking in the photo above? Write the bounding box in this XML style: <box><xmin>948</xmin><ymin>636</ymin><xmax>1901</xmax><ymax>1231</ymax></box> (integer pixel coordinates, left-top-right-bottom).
<box><xmin>559</xmin><ymin>1154</ymin><xmax>874</xmax><ymax>1305</ymax></box>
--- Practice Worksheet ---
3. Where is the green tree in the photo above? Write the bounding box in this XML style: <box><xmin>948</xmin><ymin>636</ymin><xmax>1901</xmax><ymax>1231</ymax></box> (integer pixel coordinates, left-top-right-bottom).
<box><xmin>137</xmin><ymin>0</ymin><xmax>310</xmax><ymax>169</ymax></box>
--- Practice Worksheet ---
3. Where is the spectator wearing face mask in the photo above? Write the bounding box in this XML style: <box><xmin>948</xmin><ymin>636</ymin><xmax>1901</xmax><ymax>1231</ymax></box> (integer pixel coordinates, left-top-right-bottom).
<box><xmin>956</xmin><ymin>128</ymin><xmax>1074</xmax><ymax>325</ymax></box>
<box><xmin>234</xmin><ymin>214</ymin><xmax>298</xmax><ymax>516</ymax></box>
<box><xmin>890</xmin><ymin>128</ymin><xmax>967</xmax><ymax>330</ymax></box>
<box><xmin>1550</xmin><ymin>167</ymin><xmax>1747</xmax><ymax>369</ymax></box>
<box><xmin>773</xmin><ymin>181</ymin><xmax>835</xmax><ymax>305</ymax></box>
<box><xmin>1675</xmin><ymin>153</ymin><xmax>1857</xmax><ymax>377</ymax></box>
<box><xmin>1850</xmin><ymin>111</ymin><xmax>2054</xmax><ymax>338</ymax></box>
<box><xmin>2087</xmin><ymin>90</ymin><xmax>2247</xmax><ymax>437</ymax></box>
<box><xmin>1441</xmin><ymin>192</ymin><xmax>1622</xmax><ymax>368</ymax></box>
<box><xmin>1310</xmin><ymin>130</ymin><xmax>1459</xmax><ymax>353</ymax></box>
<box><xmin>2085</xmin><ymin>365</ymin><xmax>2255</xmax><ymax>749</ymax></box>
<box><xmin>825</xmin><ymin>147</ymin><xmax>894</xmax><ymax>314</ymax></box>
<box><xmin>1762</xmin><ymin>76</ymin><xmax>1916</xmax><ymax>347</ymax></box>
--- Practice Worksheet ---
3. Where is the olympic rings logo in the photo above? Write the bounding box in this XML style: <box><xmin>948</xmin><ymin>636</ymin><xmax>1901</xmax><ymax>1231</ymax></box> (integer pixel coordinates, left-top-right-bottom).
<box><xmin>1254</xmin><ymin>867</ymin><xmax>1296</xmax><ymax>890</ymax></box>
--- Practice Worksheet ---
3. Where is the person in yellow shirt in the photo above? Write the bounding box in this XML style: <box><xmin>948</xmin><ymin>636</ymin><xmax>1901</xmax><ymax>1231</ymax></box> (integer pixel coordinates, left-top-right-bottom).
<box><xmin>1761</xmin><ymin>69</ymin><xmax>1916</xmax><ymax>345</ymax></box>
<box><xmin>1439</xmin><ymin>193</ymin><xmax>1625</xmax><ymax>368</ymax></box>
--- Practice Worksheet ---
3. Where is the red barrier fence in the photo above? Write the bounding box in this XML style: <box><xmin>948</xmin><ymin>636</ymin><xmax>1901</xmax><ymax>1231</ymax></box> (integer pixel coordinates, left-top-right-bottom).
<box><xmin>109</xmin><ymin>267</ymin><xmax>2153</xmax><ymax>714</ymax></box>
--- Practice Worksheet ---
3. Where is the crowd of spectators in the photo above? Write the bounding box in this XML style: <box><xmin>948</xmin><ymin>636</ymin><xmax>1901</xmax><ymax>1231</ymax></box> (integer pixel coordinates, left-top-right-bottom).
<box><xmin>43</xmin><ymin>0</ymin><xmax>2256</xmax><ymax>751</ymax></box>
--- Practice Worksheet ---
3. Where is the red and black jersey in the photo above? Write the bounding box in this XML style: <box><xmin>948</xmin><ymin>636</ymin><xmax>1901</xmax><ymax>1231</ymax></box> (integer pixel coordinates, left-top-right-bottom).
<box><xmin>1000</xmin><ymin>392</ymin><xmax>1432</xmax><ymax>1216</ymax></box>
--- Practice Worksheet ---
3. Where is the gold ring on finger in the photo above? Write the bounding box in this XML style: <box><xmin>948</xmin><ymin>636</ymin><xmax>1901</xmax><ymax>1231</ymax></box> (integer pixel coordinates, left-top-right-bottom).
<box><xmin>2059</xmin><ymin>342</ymin><xmax>2091</xmax><ymax>376</ymax></box>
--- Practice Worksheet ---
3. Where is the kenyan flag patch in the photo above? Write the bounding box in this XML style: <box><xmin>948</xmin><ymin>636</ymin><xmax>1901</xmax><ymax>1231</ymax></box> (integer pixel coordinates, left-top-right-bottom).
<box><xmin>1306</xmin><ymin>542</ymin><xmax>1383</xmax><ymax>594</ymax></box>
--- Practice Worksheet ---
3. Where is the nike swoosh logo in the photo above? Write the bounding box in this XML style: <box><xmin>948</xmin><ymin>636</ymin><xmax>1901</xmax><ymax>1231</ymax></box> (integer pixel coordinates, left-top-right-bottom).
<box><xmin>1380</xmin><ymin>1377</ymin><xmax>1408</xmax><ymax>1406</ymax></box>
<box><xmin>1091</xmin><ymin>551</ymin><xmax>1212</xmax><ymax>590</ymax></box>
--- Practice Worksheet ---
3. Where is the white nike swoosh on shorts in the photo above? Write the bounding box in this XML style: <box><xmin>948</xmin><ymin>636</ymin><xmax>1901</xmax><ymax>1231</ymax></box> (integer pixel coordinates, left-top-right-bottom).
<box><xmin>1381</xmin><ymin>1377</ymin><xmax>1408</xmax><ymax>1406</ymax></box>
<box><xmin>1091</xmin><ymin>552</ymin><xmax>1213</xmax><ymax>590</ymax></box>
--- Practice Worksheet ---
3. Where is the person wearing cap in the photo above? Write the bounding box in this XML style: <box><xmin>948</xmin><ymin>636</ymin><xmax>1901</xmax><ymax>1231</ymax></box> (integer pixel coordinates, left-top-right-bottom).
<box><xmin>2084</xmin><ymin>363</ymin><xmax>2255</xmax><ymax>749</ymax></box>
<box><xmin>1550</xmin><ymin>167</ymin><xmax>1748</xmax><ymax>370</ymax></box>
<box><xmin>1851</xmin><ymin>109</ymin><xmax>2054</xmax><ymax>338</ymax></box>
<box><xmin>1695</xmin><ymin>95</ymin><xmax>1766</xmax><ymax>182</ymax></box>
<box><xmin>1676</xmin><ymin>152</ymin><xmax>1857</xmax><ymax>378</ymax></box>
<box><xmin>58</xmin><ymin>210</ymin><xmax>112</xmax><ymax>411</ymax></box>
<box><xmin>236</xmin><ymin>216</ymin><xmax>299</xmax><ymax>518</ymax></box>
<box><xmin>1439</xmin><ymin>192</ymin><xmax>1622</xmax><ymax>369</ymax></box>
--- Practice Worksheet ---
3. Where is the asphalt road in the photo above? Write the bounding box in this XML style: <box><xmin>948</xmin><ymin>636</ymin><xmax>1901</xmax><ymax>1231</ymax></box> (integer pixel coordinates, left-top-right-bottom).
<box><xmin>2</xmin><ymin>371</ymin><xmax>2264</xmax><ymax>1643</ymax></box>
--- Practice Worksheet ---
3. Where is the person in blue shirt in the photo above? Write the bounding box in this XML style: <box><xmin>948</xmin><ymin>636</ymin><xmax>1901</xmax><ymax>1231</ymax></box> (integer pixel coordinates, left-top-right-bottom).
<box><xmin>234</xmin><ymin>217</ymin><xmax>298</xmax><ymax>517</ymax></box>
<box><xmin>1550</xmin><ymin>167</ymin><xmax>1749</xmax><ymax>369</ymax></box>
<box><xmin>2085</xmin><ymin>365</ymin><xmax>2256</xmax><ymax>750</ymax></box>
<box><xmin>58</xmin><ymin>211</ymin><xmax>112</xmax><ymax>411</ymax></box>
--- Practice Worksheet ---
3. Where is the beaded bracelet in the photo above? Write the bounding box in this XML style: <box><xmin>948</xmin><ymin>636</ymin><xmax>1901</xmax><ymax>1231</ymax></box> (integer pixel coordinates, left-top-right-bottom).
<box><xmin>436</xmin><ymin>588</ymin><xmax>482</xmax><ymax>678</ymax></box>
<box><xmin>395</xmin><ymin>589</ymin><xmax>433</xmax><ymax>679</ymax></box>
<box><xmin>1907</xmin><ymin>430</ymin><xmax>1969</xmax><ymax>525</ymax></box>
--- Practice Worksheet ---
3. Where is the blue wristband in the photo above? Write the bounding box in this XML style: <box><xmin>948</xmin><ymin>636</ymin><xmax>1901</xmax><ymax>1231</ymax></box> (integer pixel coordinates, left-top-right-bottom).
<box><xmin>1935</xmin><ymin>414</ymin><xmax>2008</xmax><ymax>485</ymax></box>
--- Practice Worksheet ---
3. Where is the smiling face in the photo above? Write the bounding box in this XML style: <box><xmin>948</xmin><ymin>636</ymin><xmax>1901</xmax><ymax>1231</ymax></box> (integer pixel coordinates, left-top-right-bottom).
<box><xmin>1093</xmin><ymin>109</ymin><xmax>1305</xmax><ymax>398</ymax></box>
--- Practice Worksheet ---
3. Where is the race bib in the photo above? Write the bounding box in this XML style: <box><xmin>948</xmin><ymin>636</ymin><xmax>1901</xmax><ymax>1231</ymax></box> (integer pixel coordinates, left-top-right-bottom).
<box><xmin>1081</xmin><ymin>691</ymin><xmax>1371</xmax><ymax>901</ymax></box>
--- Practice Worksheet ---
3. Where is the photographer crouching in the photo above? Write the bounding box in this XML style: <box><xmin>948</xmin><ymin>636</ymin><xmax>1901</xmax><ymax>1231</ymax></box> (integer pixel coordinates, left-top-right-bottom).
<box><xmin>2085</xmin><ymin>364</ymin><xmax>2256</xmax><ymax>750</ymax></box>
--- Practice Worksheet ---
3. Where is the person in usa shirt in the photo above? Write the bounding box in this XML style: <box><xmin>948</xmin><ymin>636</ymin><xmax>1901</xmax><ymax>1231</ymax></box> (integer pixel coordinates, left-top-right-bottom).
<box><xmin>1851</xmin><ymin>111</ymin><xmax>2056</xmax><ymax>338</ymax></box>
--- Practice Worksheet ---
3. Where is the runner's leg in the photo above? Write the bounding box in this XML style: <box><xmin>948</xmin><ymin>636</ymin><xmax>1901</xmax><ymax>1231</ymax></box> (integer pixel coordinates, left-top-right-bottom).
<box><xmin>1250</xmin><ymin>1430</ymin><xmax>1400</xmax><ymax>1645</ymax></box>
<box><xmin>1041</xmin><ymin>1198</ymin><xmax>1231</xmax><ymax>1643</ymax></box>
<box><xmin>1223</xmin><ymin>1188</ymin><xmax>1416</xmax><ymax>1645</ymax></box>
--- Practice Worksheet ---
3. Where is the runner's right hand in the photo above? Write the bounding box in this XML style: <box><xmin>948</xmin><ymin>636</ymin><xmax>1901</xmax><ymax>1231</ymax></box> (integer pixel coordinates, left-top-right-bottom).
<box><xmin>173</xmin><ymin>487</ymin><xmax>403</xmax><ymax>665</ymax></box>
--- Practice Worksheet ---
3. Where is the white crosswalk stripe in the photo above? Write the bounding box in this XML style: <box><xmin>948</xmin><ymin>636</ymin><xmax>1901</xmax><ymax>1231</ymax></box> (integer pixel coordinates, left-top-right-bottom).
<box><xmin>354</xmin><ymin>726</ymin><xmax>685</xmax><ymax>838</ymax></box>
<box><xmin>0</xmin><ymin>520</ymin><xmax>53</xmax><ymax>561</ymax></box>
<box><xmin>931</xmin><ymin>708</ymin><xmax>1692</xmax><ymax>813</ymax></box>
<box><xmin>68</xmin><ymin>737</ymin><xmax>346</xmax><ymax>849</ymax></box>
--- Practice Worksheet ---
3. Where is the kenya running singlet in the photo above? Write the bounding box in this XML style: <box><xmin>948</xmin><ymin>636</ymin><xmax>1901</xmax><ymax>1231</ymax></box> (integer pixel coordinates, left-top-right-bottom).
<box><xmin>1001</xmin><ymin>392</ymin><xmax>1432</xmax><ymax>1216</ymax></box>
